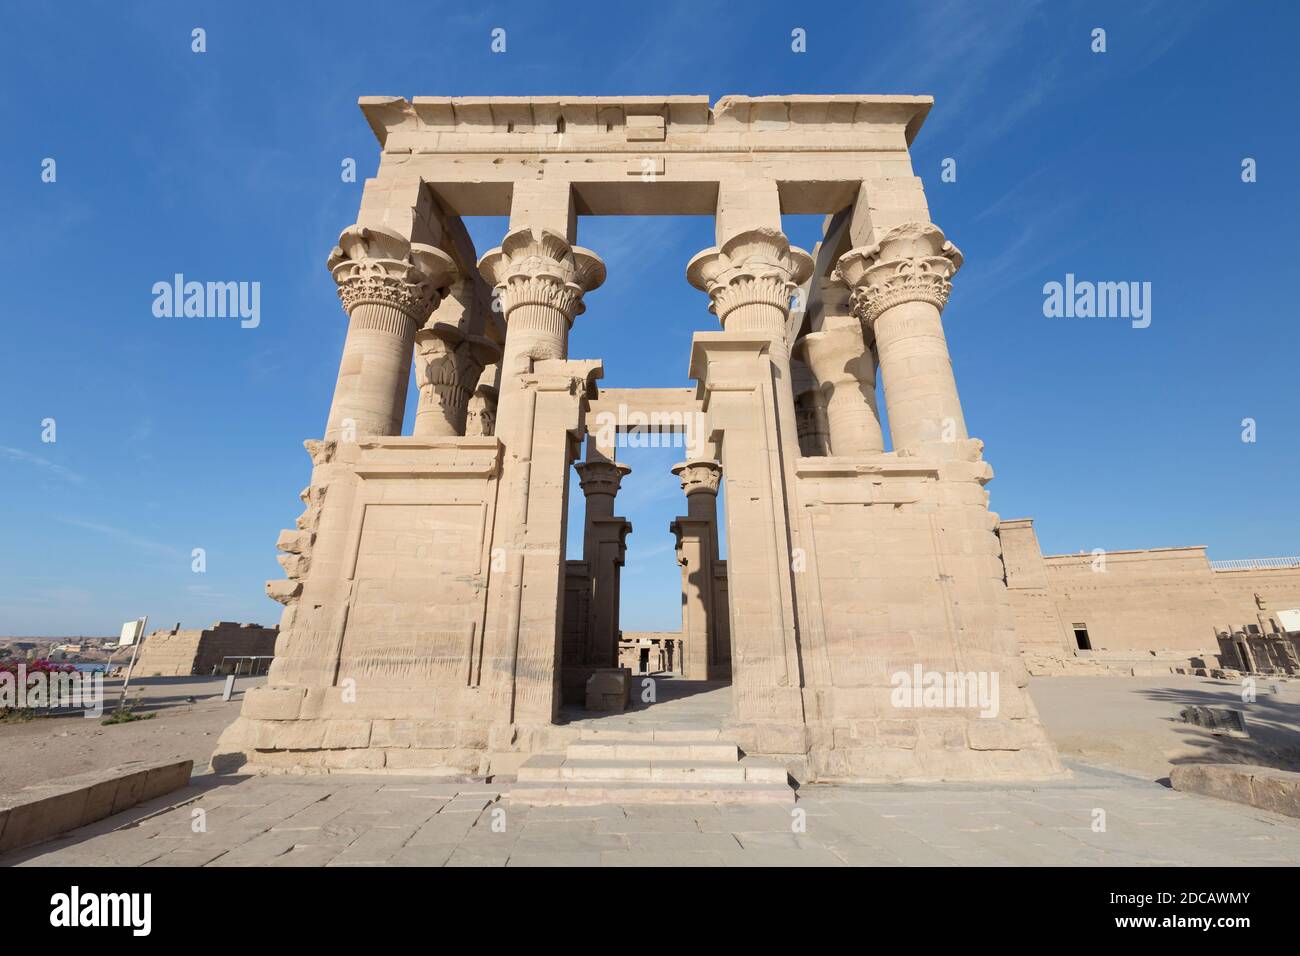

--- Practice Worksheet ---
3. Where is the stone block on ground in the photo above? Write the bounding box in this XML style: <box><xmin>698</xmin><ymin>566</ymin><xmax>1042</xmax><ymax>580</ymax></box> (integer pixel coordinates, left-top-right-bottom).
<box><xmin>585</xmin><ymin>668</ymin><xmax>631</xmax><ymax>713</ymax></box>
<box><xmin>1170</xmin><ymin>763</ymin><xmax>1300</xmax><ymax>818</ymax></box>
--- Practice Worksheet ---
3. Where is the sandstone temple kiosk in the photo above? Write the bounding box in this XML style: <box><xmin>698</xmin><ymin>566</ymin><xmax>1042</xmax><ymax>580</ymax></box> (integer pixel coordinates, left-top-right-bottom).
<box><xmin>215</xmin><ymin>94</ymin><xmax>1063</xmax><ymax>788</ymax></box>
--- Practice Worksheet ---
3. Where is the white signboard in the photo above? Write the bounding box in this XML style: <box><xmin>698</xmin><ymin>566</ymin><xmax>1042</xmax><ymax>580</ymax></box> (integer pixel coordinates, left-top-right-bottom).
<box><xmin>117</xmin><ymin>618</ymin><xmax>145</xmax><ymax>647</ymax></box>
<box><xmin>1277</xmin><ymin>609</ymin><xmax>1300</xmax><ymax>634</ymax></box>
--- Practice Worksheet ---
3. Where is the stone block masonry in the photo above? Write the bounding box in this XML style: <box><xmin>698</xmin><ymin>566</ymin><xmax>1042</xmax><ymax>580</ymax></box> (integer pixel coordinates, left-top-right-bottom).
<box><xmin>132</xmin><ymin>622</ymin><xmax>278</xmax><ymax>677</ymax></box>
<box><xmin>212</xmin><ymin>94</ymin><xmax>1064</xmax><ymax>785</ymax></box>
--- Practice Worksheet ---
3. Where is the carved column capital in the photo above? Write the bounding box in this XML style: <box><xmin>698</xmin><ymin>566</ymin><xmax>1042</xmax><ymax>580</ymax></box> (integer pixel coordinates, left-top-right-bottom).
<box><xmin>796</xmin><ymin>321</ymin><xmax>867</xmax><ymax>388</ymax></box>
<box><xmin>327</xmin><ymin>224</ymin><xmax>457</xmax><ymax>321</ymax></box>
<box><xmin>574</xmin><ymin>460</ymin><xmax>631</xmax><ymax>499</ymax></box>
<box><xmin>686</xmin><ymin>228</ymin><xmax>813</xmax><ymax>328</ymax></box>
<box><xmin>411</xmin><ymin>323</ymin><xmax>500</xmax><ymax>436</ymax></box>
<box><xmin>834</xmin><ymin>222</ymin><xmax>963</xmax><ymax>327</ymax></box>
<box><xmin>477</xmin><ymin>227</ymin><xmax>606</xmax><ymax>325</ymax></box>
<box><xmin>672</xmin><ymin>459</ymin><xmax>723</xmax><ymax>497</ymax></box>
<box><xmin>466</xmin><ymin>363</ymin><xmax>500</xmax><ymax>437</ymax></box>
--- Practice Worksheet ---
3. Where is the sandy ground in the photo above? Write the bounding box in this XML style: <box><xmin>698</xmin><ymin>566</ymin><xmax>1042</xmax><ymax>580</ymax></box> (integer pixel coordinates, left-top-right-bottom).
<box><xmin>2</xmin><ymin>672</ymin><xmax>1297</xmax><ymax>794</ymax></box>
<box><xmin>0</xmin><ymin>675</ymin><xmax>264</xmax><ymax>793</ymax></box>
<box><xmin>1028</xmin><ymin>673</ymin><xmax>1300</xmax><ymax>782</ymax></box>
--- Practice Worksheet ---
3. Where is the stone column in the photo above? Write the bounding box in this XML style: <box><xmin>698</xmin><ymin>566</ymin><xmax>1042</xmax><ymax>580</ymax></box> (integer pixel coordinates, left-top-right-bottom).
<box><xmin>687</xmin><ymin>228</ymin><xmax>813</xmax><ymax>450</ymax></box>
<box><xmin>478</xmin><ymin>217</ymin><xmax>605</xmax><ymax>727</ymax></box>
<box><xmin>324</xmin><ymin>225</ymin><xmax>456</xmax><ymax>441</ymax></box>
<box><xmin>670</xmin><ymin>459</ymin><xmax>723</xmax><ymax>680</ymax></box>
<box><xmin>479</xmin><ymin>227</ymin><xmax>605</xmax><ymax>374</ymax></box>
<box><xmin>411</xmin><ymin>323</ymin><xmax>499</xmax><ymax>437</ymax></box>
<box><xmin>675</xmin><ymin>459</ymin><xmax>722</xmax><ymax>532</ymax></box>
<box><xmin>791</xmin><ymin>358</ymin><xmax>830</xmax><ymax>457</ymax></box>
<box><xmin>795</xmin><ymin>315</ymin><xmax>884</xmax><ymax>456</ymax></box>
<box><xmin>835</xmin><ymin>222</ymin><xmax>966</xmax><ymax>455</ymax></box>
<box><xmin>574</xmin><ymin>460</ymin><xmax>632</xmax><ymax>670</ymax></box>
<box><xmin>687</xmin><ymin>192</ymin><xmax>813</xmax><ymax>740</ymax></box>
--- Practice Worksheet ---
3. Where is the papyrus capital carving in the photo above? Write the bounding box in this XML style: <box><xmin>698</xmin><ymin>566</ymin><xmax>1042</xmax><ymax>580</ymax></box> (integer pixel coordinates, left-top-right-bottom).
<box><xmin>686</xmin><ymin>228</ymin><xmax>813</xmax><ymax>325</ymax></box>
<box><xmin>834</xmin><ymin>222</ymin><xmax>963</xmax><ymax>326</ymax></box>
<box><xmin>477</xmin><ymin>227</ymin><xmax>606</xmax><ymax>324</ymax></box>
<box><xmin>327</xmin><ymin>224</ymin><xmax>457</xmax><ymax>320</ymax></box>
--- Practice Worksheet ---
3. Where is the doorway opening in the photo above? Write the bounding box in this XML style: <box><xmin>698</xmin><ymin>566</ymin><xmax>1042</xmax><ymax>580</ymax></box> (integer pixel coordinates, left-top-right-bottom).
<box><xmin>1072</xmin><ymin>624</ymin><xmax>1092</xmax><ymax>651</ymax></box>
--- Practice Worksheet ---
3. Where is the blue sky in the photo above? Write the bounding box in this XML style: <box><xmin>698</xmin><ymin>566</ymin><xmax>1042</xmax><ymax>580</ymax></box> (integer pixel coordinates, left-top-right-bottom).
<box><xmin>2</xmin><ymin>0</ymin><xmax>1296</xmax><ymax>636</ymax></box>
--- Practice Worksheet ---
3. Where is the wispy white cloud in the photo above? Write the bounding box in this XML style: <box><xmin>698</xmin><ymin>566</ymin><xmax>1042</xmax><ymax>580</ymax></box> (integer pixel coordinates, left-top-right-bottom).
<box><xmin>56</xmin><ymin>517</ymin><xmax>186</xmax><ymax>559</ymax></box>
<box><xmin>1</xmin><ymin>445</ymin><xmax>86</xmax><ymax>484</ymax></box>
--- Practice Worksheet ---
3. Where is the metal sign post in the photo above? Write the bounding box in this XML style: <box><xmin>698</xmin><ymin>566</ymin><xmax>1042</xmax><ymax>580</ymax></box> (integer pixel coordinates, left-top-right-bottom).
<box><xmin>118</xmin><ymin>616</ymin><xmax>148</xmax><ymax>708</ymax></box>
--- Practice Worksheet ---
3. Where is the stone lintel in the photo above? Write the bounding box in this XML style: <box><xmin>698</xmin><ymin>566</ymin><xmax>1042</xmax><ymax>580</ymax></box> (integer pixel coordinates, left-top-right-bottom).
<box><xmin>587</xmin><ymin>387</ymin><xmax>701</xmax><ymax>423</ymax></box>
<box><xmin>359</xmin><ymin>95</ymin><xmax>931</xmax><ymax>217</ymax></box>
<box><xmin>361</xmin><ymin>94</ymin><xmax>932</xmax><ymax>147</ymax></box>
<box><xmin>794</xmin><ymin>456</ymin><xmax>942</xmax><ymax>480</ymax></box>
<box><xmin>526</xmin><ymin>358</ymin><xmax>603</xmax><ymax>396</ymax></box>
<box><xmin>352</xmin><ymin>436</ymin><xmax>503</xmax><ymax>479</ymax></box>
<box><xmin>357</xmin><ymin>436</ymin><xmax>501</xmax><ymax>451</ymax></box>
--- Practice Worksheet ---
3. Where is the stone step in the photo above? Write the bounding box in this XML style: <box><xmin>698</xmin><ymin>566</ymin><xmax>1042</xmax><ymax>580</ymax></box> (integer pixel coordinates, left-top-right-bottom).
<box><xmin>576</xmin><ymin>725</ymin><xmax>721</xmax><ymax>743</ymax></box>
<box><xmin>565</xmin><ymin>739</ymin><xmax>740</xmax><ymax>762</ymax></box>
<box><xmin>735</xmin><ymin>756</ymin><xmax>793</xmax><ymax>785</ymax></box>
<box><xmin>516</xmin><ymin>756</ymin><xmax>788</xmax><ymax>785</ymax></box>
<box><xmin>508</xmin><ymin>780</ymin><xmax>795</xmax><ymax>806</ymax></box>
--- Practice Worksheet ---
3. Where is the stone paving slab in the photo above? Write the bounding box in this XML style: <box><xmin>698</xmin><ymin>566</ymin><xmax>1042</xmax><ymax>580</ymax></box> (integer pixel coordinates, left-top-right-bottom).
<box><xmin>3</xmin><ymin>761</ymin><xmax>1299</xmax><ymax>867</ymax></box>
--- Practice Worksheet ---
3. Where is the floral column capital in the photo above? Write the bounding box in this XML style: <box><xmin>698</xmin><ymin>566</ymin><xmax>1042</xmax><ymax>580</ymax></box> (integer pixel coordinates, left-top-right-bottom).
<box><xmin>833</xmin><ymin>222</ymin><xmax>963</xmax><ymax>327</ymax></box>
<box><xmin>686</xmin><ymin>228</ymin><xmax>813</xmax><ymax>327</ymax></box>
<box><xmin>477</xmin><ymin>227</ymin><xmax>606</xmax><ymax>325</ymax></box>
<box><xmin>327</xmin><ymin>224</ymin><xmax>457</xmax><ymax>321</ymax></box>
<box><xmin>574</xmin><ymin>460</ymin><xmax>632</xmax><ymax>498</ymax></box>
<box><xmin>671</xmin><ymin>459</ymin><xmax>723</xmax><ymax>497</ymax></box>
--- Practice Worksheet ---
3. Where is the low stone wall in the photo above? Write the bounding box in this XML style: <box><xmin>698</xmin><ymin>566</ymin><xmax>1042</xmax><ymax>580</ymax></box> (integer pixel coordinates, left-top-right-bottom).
<box><xmin>1024</xmin><ymin>651</ymin><xmax>1199</xmax><ymax>677</ymax></box>
<box><xmin>1170</xmin><ymin>763</ymin><xmax>1300</xmax><ymax>819</ymax></box>
<box><xmin>0</xmin><ymin>759</ymin><xmax>193</xmax><ymax>854</ymax></box>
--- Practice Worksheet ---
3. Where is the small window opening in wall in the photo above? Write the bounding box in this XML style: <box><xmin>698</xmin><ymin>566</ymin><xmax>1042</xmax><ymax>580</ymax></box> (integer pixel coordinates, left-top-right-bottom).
<box><xmin>507</xmin><ymin>122</ymin><xmax>514</xmax><ymax>133</ymax></box>
<box><xmin>1246</xmin><ymin>624</ymin><xmax>1261</xmax><ymax>635</ymax></box>
<box><xmin>556</xmin><ymin>116</ymin><xmax>566</xmax><ymax>134</ymax></box>
<box><xmin>605</xmin><ymin>122</ymin><xmax>613</xmax><ymax>132</ymax></box>
<box><xmin>1072</xmin><ymin>624</ymin><xmax>1091</xmax><ymax>651</ymax></box>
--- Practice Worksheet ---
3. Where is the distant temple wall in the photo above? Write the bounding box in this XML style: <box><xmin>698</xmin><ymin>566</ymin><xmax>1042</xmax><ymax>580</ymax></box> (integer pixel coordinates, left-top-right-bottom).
<box><xmin>133</xmin><ymin>622</ymin><xmax>279</xmax><ymax>677</ymax></box>
<box><xmin>1000</xmin><ymin>518</ymin><xmax>1300</xmax><ymax>673</ymax></box>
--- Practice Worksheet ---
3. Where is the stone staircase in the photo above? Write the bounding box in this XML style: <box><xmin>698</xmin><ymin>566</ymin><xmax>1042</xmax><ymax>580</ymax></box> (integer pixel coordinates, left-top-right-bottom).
<box><xmin>509</xmin><ymin>725</ymin><xmax>795</xmax><ymax>805</ymax></box>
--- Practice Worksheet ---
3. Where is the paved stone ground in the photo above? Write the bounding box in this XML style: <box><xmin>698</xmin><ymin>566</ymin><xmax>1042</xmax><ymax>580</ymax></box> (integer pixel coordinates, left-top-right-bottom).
<box><xmin>5</xmin><ymin>759</ymin><xmax>1298</xmax><ymax>867</ymax></box>
<box><xmin>6</xmin><ymin>674</ymin><xmax>1299</xmax><ymax>866</ymax></box>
